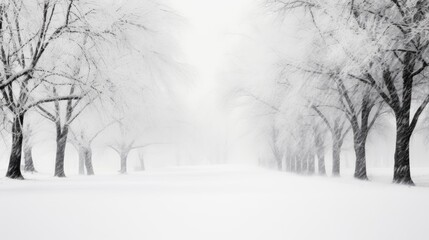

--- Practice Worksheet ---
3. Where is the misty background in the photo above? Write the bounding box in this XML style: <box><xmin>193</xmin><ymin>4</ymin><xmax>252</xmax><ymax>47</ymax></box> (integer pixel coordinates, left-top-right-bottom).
<box><xmin>0</xmin><ymin>0</ymin><xmax>427</xmax><ymax>181</ymax></box>
<box><xmin>0</xmin><ymin>0</ymin><xmax>428</xmax><ymax>177</ymax></box>
<box><xmin>3</xmin><ymin>1</ymin><xmax>429</xmax><ymax>240</ymax></box>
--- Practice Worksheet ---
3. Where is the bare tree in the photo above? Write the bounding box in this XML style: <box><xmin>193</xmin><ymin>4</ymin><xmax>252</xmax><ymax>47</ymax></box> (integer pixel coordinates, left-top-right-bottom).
<box><xmin>307</xmin><ymin>71</ymin><xmax>383</xmax><ymax>179</ymax></box>
<box><xmin>137</xmin><ymin>151</ymin><xmax>146</xmax><ymax>171</ymax></box>
<box><xmin>269</xmin><ymin>124</ymin><xmax>284</xmax><ymax>170</ymax></box>
<box><xmin>0</xmin><ymin>1</ymin><xmax>102</xmax><ymax>179</ymax></box>
<box><xmin>37</xmin><ymin>86</ymin><xmax>92</xmax><ymax>177</ymax></box>
<box><xmin>107</xmin><ymin>121</ymin><xmax>162</xmax><ymax>174</ymax></box>
<box><xmin>348</xmin><ymin>0</ymin><xmax>429</xmax><ymax>184</ymax></box>
<box><xmin>22</xmin><ymin>122</ymin><xmax>36</xmax><ymax>172</ymax></box>
<box><xmin>312</xmin><ymin>124</ymin><xmax>326</xmax><ymax>175</ymax></box>
<box><xmin>69</xmin><ymin>121</ymin><xmax>116</xmax><ymax>175</ymax></box>
<box><xmin>109</xmin><ymin>141</ymin><xmax>158</xmax><ymax>174</ymax></box>
<box><xmin>269</xmin><ymin>0</ymin><xmax>429</xmax><ymax>184</ymax></box>
<box><xmin>312</xmin><ymin>106</ymin><xmax>350</xmax><ymax>176</ymax></box>
<box><xmin>334</xmin><ymin>81</ymin><xmax>384</xmax><ymax>179</ymax></box>
<box><xmin>36</xmin><ymin>35</ymin><xmax>100</xmax><ymax>177</ymax></box>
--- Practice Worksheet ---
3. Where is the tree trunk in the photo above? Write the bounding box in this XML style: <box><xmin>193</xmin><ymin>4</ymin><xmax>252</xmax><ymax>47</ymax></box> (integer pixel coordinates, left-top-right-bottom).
<box><xmin>24</xmin><ymin>145</ymin><xmax>36</xmax><ymax>172</ymax></box>
<box><xmin>353</xmin><ymin>132</ymin><xmax>368</xmax><ymax>180</ymax></box>
<box><xmin>285</xmin><ymin>154</ymin><xmax>291</xmax><ymax>172</ymax></box>
<box><xmin>78</xmin><ymin>147</ymin><xmax>85</xmax><ymax>175</ymax></box>
<box><xmin>393</xmin><ymin>118</ymin><xmax>413</xmax><ymax>185</ymax></box>
<box><xmin>84</xmin><ymin>148</ymin><xmax>94</xmax><ymax>175</ymax></box>
<box><xmin>295</xmin><ymin>156</ymin><xmax>302</xmax><ymax>174</ymax></box>
<box><xmin>119</xmin><ymin>152</ymin><xmax>128</xmax><ymax>174</ymax></box>
<box><xmin>290</xmin><ymin>155</ymin><xmax>296</xmax><ymax>172</ymax></box>
<box><xmin>275</xmin><ymin>156</ymin><xmax>282</xmax><ymax>171</ymax></box>
<box><xmin>301</xmin><ymin>154</ymin><xmax>308</xmax><ymax>174</ymax></box>
<box><xmin>393</xmin><ymin>41</ymin><xmax>415</xmax><ymax>185</ymax></box>
<box><xmin>6</xmin><ymin>114</ymin><xmax>25</xmax><ymax>179</ymax></box>
<box><xmin>317</xmin><ymin>154</ymin><xmax>326</xmax><ymax>175</ymax></box>
<box><xmin>138</xmin><ymin>155</ymin><xmax>145</xmax><ymax>171</ymax></box>
<box><xmin>332</xmin><ymin>139</ymin><xmax>341</xmax><ymax>176</ymax></box>
<box><xmin>54</xmin><ymin>128</ymin><xmax>69</xmax><ymax>177</ymax></box>
<box><xmin>308</xmin><ymin>153</ymin><xmax>315</xmax><ymax>174</ymax></box>
<box><xmin>315</xmin><ymin>138</ymin><xmax>326</xmax><ymax>175</ymax></box>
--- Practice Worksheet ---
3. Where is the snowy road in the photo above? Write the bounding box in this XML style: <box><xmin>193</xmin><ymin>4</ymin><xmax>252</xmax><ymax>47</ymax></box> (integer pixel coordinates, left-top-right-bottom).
<box><xmin>1</xmin><ymin>166</ymin><xmax>429</xmax><ymax>240</ymax></box>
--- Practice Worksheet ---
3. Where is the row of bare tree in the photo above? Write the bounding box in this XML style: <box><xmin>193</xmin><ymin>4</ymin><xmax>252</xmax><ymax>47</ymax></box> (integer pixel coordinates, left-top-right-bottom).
<box><xmin>0</xmin><ymin>0</ymin><xmax>176</xmax><ymax>179</ymax></box>
<box><xmin>261</xmin><ymin>0</ymin><xmax>429</xmax><ymax>185</ymax></box>
<box><xmin>21</xmin><ymin>119</ymin><xmax>149</xmax><ymax>177</ymax></box>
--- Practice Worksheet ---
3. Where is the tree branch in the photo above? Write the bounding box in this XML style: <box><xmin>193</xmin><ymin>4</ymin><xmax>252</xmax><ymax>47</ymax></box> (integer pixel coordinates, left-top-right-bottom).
<box><xmin>24</xmin><ymin>95</ymin><xmax>83</xmax><ymax>112</ymax></box>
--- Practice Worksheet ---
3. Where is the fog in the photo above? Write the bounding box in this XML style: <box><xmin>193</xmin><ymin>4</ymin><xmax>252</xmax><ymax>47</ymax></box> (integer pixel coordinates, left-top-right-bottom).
<box><xmin>2</xmin><ymin>1</ymin><xmax>429</xmax><ymax>239</ymax></box>
<box><xmin>0</xmin><ymin>0</ymin><xmax>427</xmax><ymax>176</ymax></box>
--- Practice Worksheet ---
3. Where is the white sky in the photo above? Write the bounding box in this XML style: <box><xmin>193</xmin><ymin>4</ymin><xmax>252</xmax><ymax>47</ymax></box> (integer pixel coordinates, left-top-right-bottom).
<box><xmin>167</xmin><ymin>0</ymin><xmax>256</xmax><ymax>163</ymax></box>
<box><xmin>170</xmin><ymin>0</ymin><xmax>253</xmax><ymax>106</ymax></box>
<box><xmin>171</xmin><ymin>0</ymin><xmax>250</xmax><ymax>78</ymax></box>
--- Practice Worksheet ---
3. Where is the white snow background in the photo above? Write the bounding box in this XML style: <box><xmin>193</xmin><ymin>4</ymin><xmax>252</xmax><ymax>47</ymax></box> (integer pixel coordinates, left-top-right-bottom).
<box><xmin>1</xmin><ymin>165</ymin><xmax>429</xmax><ymax>240</ymax></box>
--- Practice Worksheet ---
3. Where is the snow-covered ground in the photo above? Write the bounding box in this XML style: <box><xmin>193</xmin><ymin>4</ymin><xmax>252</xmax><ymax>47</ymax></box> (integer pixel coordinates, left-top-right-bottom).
<box><xmin>1</xmin><ymin>165</ymin><xmax>429</xmax><ymax>240</ymax></box>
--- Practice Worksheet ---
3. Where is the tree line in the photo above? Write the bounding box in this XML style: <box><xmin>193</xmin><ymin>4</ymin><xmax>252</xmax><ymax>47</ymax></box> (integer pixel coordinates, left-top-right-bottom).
<box><xmin>258</xmin><ymin>0</ymin><xmax>429</xmax><ymax>185</ymax></box>
<box><xmin>0</xmin><ymin>0</ymin><xmax>178</xmax><ymax>179</ymax></box>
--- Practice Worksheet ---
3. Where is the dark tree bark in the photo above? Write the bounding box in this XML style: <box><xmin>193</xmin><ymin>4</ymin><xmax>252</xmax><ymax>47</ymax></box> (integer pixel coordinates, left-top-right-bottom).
<box><xmin>54</xmin><ymin>128</ymin><xmax>69</xmax><ymax>177</ymax></box>
<box><xmin>353</xmin><ymin>132</ymin><xmax>368</xmax><ymax>180</ymax></box>
<box><xmin>349</xmin><ymin>102</ymin><xmax>373</xmax><ymax>181</ymax></box>
<box><xmin>332</xmin><ymin>138</ymin><xmax>342</xmax><ymax>176</ymax></box>
<box><xmin>393</xmin><ymin>116</ymin><xmax>413</xmax><ymax>184</ymax></box>
<box><xmin>119</xmin><ymin>152</ymin><xmax>128</xmax><ymax>174</ymax></box>
<box><xmin>389</xmin><ymin>49</ymin><xmax>416</xmax><ymax>185</ymax></box>
<box><xmin>336</xmin><ymin>79</ymin><xmax>379</xmax><ymax>180</ymax></box>
<box><xmin>53</xmin><ymin>86</ymin><xmax>77</xmax><ymax>178</ymax></box>
<box><xmin>24</xmin><ymin>145</ymin><xmax>36</xmax><ymax>172</ymax></box>
<box><xmin>84</xmin><ymin>148</ymin><xmax>94</xmax><ymax>175</ymax></box>
<box><xmin>6</xmin><ymin>114</ymin><xmax>25</xmax><ymax>179</ymax></box>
